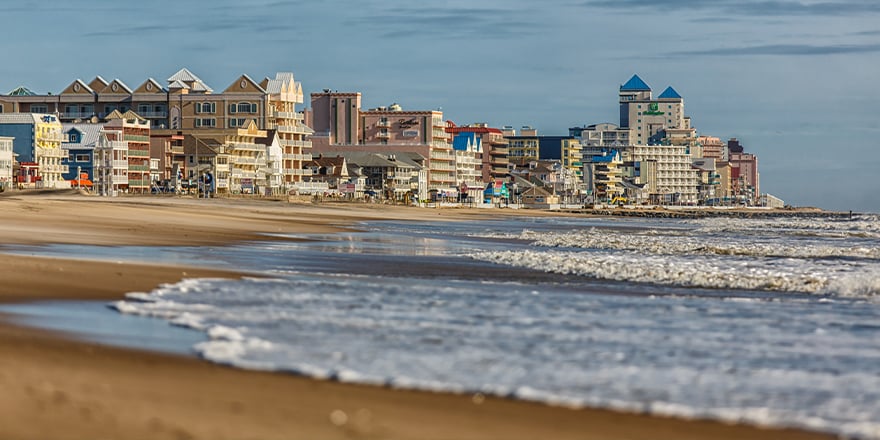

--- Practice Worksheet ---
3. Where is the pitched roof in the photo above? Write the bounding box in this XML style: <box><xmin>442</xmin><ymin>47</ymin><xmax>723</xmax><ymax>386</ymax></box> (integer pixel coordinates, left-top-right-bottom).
<box><xmin>7</xmin><ymin>86</ymin><xmax>36</xmax><ymax>96</ymax></box>
<box><xmin>620</xmin><ymin>74</ymin><xmax>651</xmax><ymax>91</ymax></box>
<box><xmin>452</xmin><ymin>133</ymin><xmax>480</xmax><ymax>151</ymax></box>
<box><xmin>167</xmin><ymin>79</ymin><xmax>190</xmax><ymax>90</ymax></box>
<box><xmin>658</xmin><ymin>86</ymin><xmax>682</xmax><ymax>99</ymax></box>
<box><xmin>167</xmin><ymin>68</ymin><xmax>212</xmax><ymax>93</ymax></box>
<box><xmin>167</xmin><ymin>68</ymin><xmax>203</xmax><ymax>83</ymax></box>
<box><xmin>102</xmin><ymin>79</ymin><xmax>133</xmax><ymax>94</ymax></box>
<box><xmin>62</xmin><ymin>123</ymin><xmax>104</xmax><ymax>148</ymax></box>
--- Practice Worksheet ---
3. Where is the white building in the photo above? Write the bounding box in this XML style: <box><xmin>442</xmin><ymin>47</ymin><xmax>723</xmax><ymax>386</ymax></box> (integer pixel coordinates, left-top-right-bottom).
<box><xmin>0</xmin><ymin>136</ymin><xmax>13</xmax><ymax>187</ymax></box>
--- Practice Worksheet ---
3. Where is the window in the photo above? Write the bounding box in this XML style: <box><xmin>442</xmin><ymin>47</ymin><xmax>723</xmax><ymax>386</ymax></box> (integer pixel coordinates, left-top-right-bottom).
<box><xmin>0</xmin><ymin>104</ymin><xmax>3</xmax><ymax>113</ymax></box>
<box><xmin>195</xmin><ymin>102</ymin><xmax>216</xmax><ymax>114</ymax></box>
<box><xmin>68</xmin><ymin>132</ymin><xmax>79</xmax><ymax>143</ymax></box>
<box><xmin>31</xmin><ymin>104</ymin><xmax>48</xmax><ymax>113</ymax></box>
<box><xmin>236</xmin><ymin>102</ymin><xmax>257</xmax><ymax>113</ymax></box>
<box><xmin>138</xmin><ymin>104</ymin><xmax>151</xmax><ymax>114</ymax></box>
<box><xmin>229</xmin><ymin>118</ymin><xmax>246</xmax><ymax>127</ymax></box>
<box><xmin>195</xmin><ymin>118</ymin><xmax>216</xmax><ymax>127</ymax></box>
<box><xmin>76</xmin><ymin>154</ymin><xmax>90</xmax><ymax>162</ymax></box>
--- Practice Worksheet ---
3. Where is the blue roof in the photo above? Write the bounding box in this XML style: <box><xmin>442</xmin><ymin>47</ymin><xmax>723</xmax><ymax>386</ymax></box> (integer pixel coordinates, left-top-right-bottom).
<box><xmin>658</xmin><ymin>86</ymin><xmax>682</xmax><ymax>99</ymax></box>
<box><xmin>452</xmin><ymin>133</ymin><xmax>479</xmax><ymax>151</ymax></box>
<box><xmin>620</xmin><ymin>75</ymin><xmax>651</xmax><ymax>92</ymax></box>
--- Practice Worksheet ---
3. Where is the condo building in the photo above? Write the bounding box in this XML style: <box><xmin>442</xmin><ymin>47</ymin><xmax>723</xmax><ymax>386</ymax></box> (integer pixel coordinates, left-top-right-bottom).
<box><xmin>446</xmin><ymin>122</ymin><xmax>509</xmax><ymax>183</ymax></box>
<box><xmin>504</xmin><ymin>126</ymin><xmax>539</xmax><ymax>166</ymax></box>
<box><xmin>2</xmin><ymin>68</ymin><xmax>312</xmax><ymax>191</ymax></box>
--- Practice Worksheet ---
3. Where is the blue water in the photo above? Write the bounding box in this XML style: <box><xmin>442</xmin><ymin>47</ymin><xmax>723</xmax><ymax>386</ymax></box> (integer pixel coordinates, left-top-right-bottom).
<box><xmin>3</xmin><ymin>213</ymin><xmax>880</xmax><ymax>438</ymax></box>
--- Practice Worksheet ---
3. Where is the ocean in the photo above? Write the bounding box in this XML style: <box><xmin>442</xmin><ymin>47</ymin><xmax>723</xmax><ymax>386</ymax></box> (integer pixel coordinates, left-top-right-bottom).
<box><xmin>8</xmin><ymin>213</ymin><xmax>880</xmax><ymax>438</ymax></box>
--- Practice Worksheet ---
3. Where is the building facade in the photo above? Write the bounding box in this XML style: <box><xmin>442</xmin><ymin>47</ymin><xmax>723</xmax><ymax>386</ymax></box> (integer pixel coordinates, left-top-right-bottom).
<box><xmin>0</xmin><ymin>113</ymin><xmax>67</xmax><ymax>188</ymax></box>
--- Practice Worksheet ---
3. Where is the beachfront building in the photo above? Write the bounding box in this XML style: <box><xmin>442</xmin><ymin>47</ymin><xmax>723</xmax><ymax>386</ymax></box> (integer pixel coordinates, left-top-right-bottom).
<box><xmin>446</xmin><ymin>122</ymin><xmax>509</xmax><ymax>183</ymax></box>
<box><xmin>2</xmin><ymin>68</ymin><xmax>312</xmax><ymax>191</ymax></box>
<box><xmin>329</xmin><ymin>151</ymin><xmax>425</xmax><ymax>200</ymax></box>
<box><xmin>103</xmin><ymin>111</ymin><xmax>151</xmax><ymax>193</ymax></box>
<box><xmin>625</xmin><ymin>144</ymin><xmax>698</xmax><ymax>204</ymax></box>
<box><xmin>691</xmin><ymin>157</ymin><xmax>720</xmax><ymax>202</ymax></box>
<box><xmin>309</xmin><ymin>91</ymin><xmax>454</xmax><ymax>196</ymax></box>
<box><xmin>62</xmin><ymin>123</ymin><xmax>104</xmax><ymax>188</ymax></box>
<box><xmin>538</xmin><ymin>136</ymin><xmax>584</xmax><ymax>183</ymax></box>
<box><xmin>0</xmin><ymin>113</ymin><xmax>68</xmax><ymax>188</ymax></box>
<box><xmin>262</xmin><ymin>72</ymin><xmax>313</xmax><ymax>190</ymax></box>
<box><xmin>586</xmin><ymin>150</ymin><xmax>623</xmax><ymax>202</ymax></box>
<box><xmin>728</xmin><ymin>138</ymin><xmax>760</xmax><ymax>204</ymax></box>
<box><xmin>94</xmin><ymin>126</ymin><xmax>129</xmax><ymax>196</ymax></box>
<box><xmin>697</xmin><ymin>135</ymin><xmax>725</xmax><ymax>160</ymax></box>
<box><xmin>149</xmin><ymin>131</ymin><xmax>185</xmax><ymax>191</ymax></box>
<box><xmin>451</xmin><ymin>133</ymin><xmax>484</xmax><ymax>201</ymax></box>
<box><xmin>504</xmin><ymin>126</ymin><xmax>539</xmax><ymax>166</ymax></box>
<box><xmin>0</xmin><ymin>136</ymin><xmax>13</xmax><ymax>189</ymax></box>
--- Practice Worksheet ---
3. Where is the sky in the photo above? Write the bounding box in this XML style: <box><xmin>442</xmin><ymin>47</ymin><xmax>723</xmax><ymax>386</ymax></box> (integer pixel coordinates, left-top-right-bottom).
<box><xmin>1</xmin><ymin>0</ymin><xmax>878</xmax><ymax>211</ymax></box>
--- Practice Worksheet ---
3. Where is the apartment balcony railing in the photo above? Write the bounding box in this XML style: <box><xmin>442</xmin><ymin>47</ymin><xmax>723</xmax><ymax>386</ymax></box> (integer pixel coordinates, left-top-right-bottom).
<box><xmin>277</xmin><ymin>125</ymin><xmax>310</xmax><ymax>134</ymax></box>
<box><xmin>137</xmin><ymin>111</ymin><xmax>168</xmax><ymax>118</ymax></box>
<box><xmin>40</xmin><ymin>165</ymin><xmax>69</xmax><ymax>173</ymax></box>
<box><xmin>282</xmin><ymin>153</ymin><xmax>312</xmax><ymax>161</ymax></box>
<box><xmin>124</xmin><ymin>134</ymin><xmax>150</xmax><ymax>143</ymax></box>
<box><xmin>127</xmin><ymin>150</ymin><xmax>151</xmax><ymax>157</ymax></box>
<box><xmin>61</xmin><ymin>111</ymin><xmax>95</xmax><ymax>119</ymax></box>
<box><xmin>279</xmin><ymin>139</ymin><xmax>310</xmax><ymax>148</ymax></box>
<box><xmin>275</xmin><ymin>111</ymin><xmax>303</xmax><ymax>120</ymax></box>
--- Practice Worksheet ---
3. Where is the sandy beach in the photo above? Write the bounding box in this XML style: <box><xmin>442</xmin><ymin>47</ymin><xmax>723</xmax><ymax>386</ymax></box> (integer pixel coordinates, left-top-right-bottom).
<box><xmin>0</xmin><ymin>191</ymin><xmax>835</xmax><ymax>440</ymax></box>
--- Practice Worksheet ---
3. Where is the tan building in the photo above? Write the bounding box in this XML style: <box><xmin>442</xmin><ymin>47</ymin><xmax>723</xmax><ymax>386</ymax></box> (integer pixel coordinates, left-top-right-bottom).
<box><xmin>3</xmin><ymin>68</ymin><xmax>312</xmax><ymax>190</ymax></box>
<box><xmin>504</xmin><ymin>126</ymin><xmax>539</xmax><ymax>166</ymax></box>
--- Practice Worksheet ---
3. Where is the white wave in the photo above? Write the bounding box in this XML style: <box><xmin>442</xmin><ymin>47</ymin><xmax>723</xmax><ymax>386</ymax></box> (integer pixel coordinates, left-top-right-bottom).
<box><xmin>518</xmin><ymin>228</ymin><xmax>880</xmax><ymax>260</ymax></box>
<box><xmin>687</xmin><ymin>215</ymin><xmax>880</xmax><ymax>239</ymax></box>
<box><xmin>468</xmin><ymin>249</ymin><xmax>880</xmax><ymax>297</ymax></box>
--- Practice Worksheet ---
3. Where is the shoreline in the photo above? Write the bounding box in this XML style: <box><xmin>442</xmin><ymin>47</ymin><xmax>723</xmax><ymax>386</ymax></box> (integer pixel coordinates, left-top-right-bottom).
<box><xmin>0</xmin><ymin>193</ymin><xmax>837</xmax><ymax>439</ymax></box>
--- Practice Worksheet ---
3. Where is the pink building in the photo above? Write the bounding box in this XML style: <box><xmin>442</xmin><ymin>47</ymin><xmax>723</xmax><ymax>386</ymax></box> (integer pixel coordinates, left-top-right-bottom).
<box><xmin>727</xmin><ymin>138</ymin><xmax>759</xmax><ymax>203</ymax></box>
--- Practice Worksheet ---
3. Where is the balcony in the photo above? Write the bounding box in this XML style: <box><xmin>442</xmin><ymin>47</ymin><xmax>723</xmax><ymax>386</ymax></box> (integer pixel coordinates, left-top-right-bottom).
<box><xmin>137</xmin><ymin>111</ymin><xmax>168</xmax><ymax>118</ymax></box>
<box><xmin>377</xmin><ymin>131</ymin><xmax>390</xmax><ymax>138</ymax></box>
<box><xmin>277</xmin><ymin>125</ymin><xmax>310</xmax><ymax>134</ymax></box>
<box><xmin>127</xmin><ymin>150</ymin><xmax>151</xmax><ymax>157</ymax></box>
<box><xmin>61</xmin><ymin>111</ymin><xmax>95</xmax><ymax>119</ymax></box>
<box><xmin>228</xmin><ymin>142</ymin><xmax>265</xmax><ymax>152</ymax></box>
<box><xmin>377</xmin><ymin>120</ymin><xmax>391</xmax><ymax>127</ymax></box>
<box><xmin>124</xmin><ymin>134</ymin><xmax>150</xmax><ymax>143</ymax></box>
<box><xmin>282</xmin><ymin>153</ymin><xmax>312</xmax><ymax>161</ymax></box>
<box><xmin>275</xmin><ymin>111</ymin><xmax>303</xmax><ymax>120</ymax></box>
<box><xmin>279</xmin><ymin>139</ymin><xmax>310</xmax><ymax>148</ymax></box>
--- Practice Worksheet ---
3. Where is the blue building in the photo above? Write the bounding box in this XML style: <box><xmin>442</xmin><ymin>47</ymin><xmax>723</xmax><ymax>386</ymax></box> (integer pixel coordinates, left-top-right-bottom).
<box><xmin>62</xmin><ymin>123</ymin><xmax>104</xmax><ymax>185</ymax></box>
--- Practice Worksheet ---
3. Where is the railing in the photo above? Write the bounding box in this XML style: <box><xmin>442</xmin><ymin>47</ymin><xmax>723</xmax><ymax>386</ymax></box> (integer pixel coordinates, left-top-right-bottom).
<box><xmin>61</xmin><ymin>111</ymin><xmax>95</xmax><ymax>119</ymax></box>
<box><xmin>277</xmin><ymin>125</ymin><xmax>309</xmax><ymax>134</ymax></box>
<box><xmin>38</xmin><ymin>133</ymin><xmax>65</xmax><ymax>142</ymax></box>
<box><xmin>229</xmin><ymin>143</ymin><xmax>264</xmax><ymax>152</ymax></box>
<box><xmin>40</xmin><ymin>165</ymin><xmax>69</xmax><ymax>173</ymax></box>
<box><xmin>127</xmin><ymin>150</ymin><xmax>151</xmax><ymax>157</ymax></box>
<box><xmin>275</xmin><ymin>111</ymin><xmax>303</xmax><ymax>120</ymax></box>
<box><xmin>136</xmin><ymin>111</ymin><xmax>168</xmax><ymax>118</ymax></box>
<box><xmin>124</xmin><ymin>135</ymin><xmax>150</xmax><ymax>143</ymax></box>
<box><xmin>282</xmin><ymin>154</ymin><xmax>312</xmax><ymax>161</ymax></box>
<box><xmin>128</xmin><ymin>165</ymin><xmax>150</xmax><ymax>171</ymax></box>
<box><xmin>279</xmin><ymin>139</ymin><xmax>310</xmax><ymax>148</ymax></box>
<box><xmin>377</xmin><ymin>120</ymin><xmax>390</xmax><ymax>127</ymax></box>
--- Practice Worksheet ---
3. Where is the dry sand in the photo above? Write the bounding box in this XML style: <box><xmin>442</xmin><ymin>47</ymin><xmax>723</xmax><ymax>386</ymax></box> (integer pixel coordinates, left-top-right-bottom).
<box><xmin>0</xmin><ymin>191</ymin><xmax>834</xmax><ymax>440</ymax></box>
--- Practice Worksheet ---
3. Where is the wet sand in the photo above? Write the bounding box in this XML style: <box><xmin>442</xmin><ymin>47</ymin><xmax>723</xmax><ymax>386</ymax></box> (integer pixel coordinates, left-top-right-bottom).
<box><xmin>0</xmin><ymin>192</ymin><xmax>834</xmax><ymax>439</ymax></box>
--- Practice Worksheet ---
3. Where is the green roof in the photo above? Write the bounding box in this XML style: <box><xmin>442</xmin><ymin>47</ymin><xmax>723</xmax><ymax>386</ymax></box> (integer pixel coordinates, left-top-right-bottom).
<box><xmin>7</xmin><ymin>86</ymin><xmax>36</xmax><ymax>96</ymax></box>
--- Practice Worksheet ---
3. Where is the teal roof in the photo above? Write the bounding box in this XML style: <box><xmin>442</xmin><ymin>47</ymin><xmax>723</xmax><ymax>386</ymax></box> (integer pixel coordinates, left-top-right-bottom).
<box><xmin>620</xmin><ymin>75</ymin><xmax>651</xmax><ymax>91</ymax></box>
<box><xmin>658</xmin><ymin>86</ymin><xmax>682</xmax><ymax>99</ymax></box>
<box><xmin>7</xmin><ymin>86</ymin><xmax>36</xmax><ymax>96</ymax></box>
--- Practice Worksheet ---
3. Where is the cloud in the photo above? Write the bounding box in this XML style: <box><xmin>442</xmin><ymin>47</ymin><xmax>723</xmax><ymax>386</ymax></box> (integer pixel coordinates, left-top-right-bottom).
<box><xmin>581</xmin><ymin>0</ymin><xmax>880</xmax><ymax>16</ymax></box>
<box><xmin>670</xmin><ymin>42</ymin><xmax>880</xmax><ymax>56</ymax></box>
